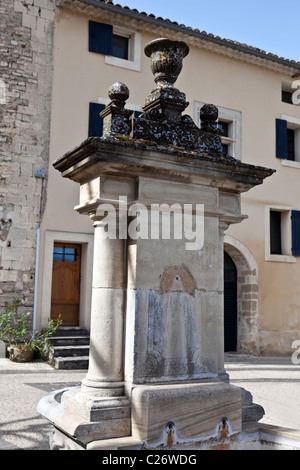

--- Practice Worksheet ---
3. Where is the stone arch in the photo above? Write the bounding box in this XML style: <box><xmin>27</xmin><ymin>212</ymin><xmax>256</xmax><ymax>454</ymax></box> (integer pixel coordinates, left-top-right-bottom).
<box><xmin>224</xmin><ymin>235</ymin><xmax>259</xmax><ymax>354</ymax></box>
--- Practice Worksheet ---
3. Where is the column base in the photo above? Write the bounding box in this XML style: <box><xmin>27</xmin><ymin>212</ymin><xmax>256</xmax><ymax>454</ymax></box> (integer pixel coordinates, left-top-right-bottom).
<box><xmin>81</xmin><ymin>375</ymin><xmax>124</xmax><ymax>397</ymax></box>
<box><xmin>37</xmin><ymin>385</ymin><xmax>131</xmax><ymax>448</ymax></box>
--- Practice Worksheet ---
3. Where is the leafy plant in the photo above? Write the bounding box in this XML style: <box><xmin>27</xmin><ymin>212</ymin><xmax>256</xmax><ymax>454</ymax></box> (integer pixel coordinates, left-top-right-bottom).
<box><xmin>31</xmin><ymin>317</ymin><xmax>62</xmax><ymax>359</ymax></box>
<box><xmin>0</xmin><ymin>299</ymin><xmax>62</xmax><ymax>360</ymax></box>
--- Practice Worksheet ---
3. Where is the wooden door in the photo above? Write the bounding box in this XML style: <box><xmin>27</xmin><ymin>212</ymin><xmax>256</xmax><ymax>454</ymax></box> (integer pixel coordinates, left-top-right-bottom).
<box><xmin>51</xmin><ymin>243</ymin><xmax>81</xmax><ymax>326</ymax></box>
<box><xmin>224</xmin><ymin>252</ymin><xmax>238</xmax><ymax>352</ymax></box>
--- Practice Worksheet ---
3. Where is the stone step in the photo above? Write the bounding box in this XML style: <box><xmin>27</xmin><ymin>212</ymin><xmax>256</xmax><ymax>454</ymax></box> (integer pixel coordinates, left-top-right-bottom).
<box><xmin>53</xmin><ymin>356</ymin><xmax>89</xmax><ymax>370</ymax></box>
<box><xmin>50</xmin><ymin>336</ymin><xmax>90</xmax><ymax>347</ymax></box>
<box><xmin>54</xmin><ymin>326</ymin><xmax>89</xmax><ymax>337</ymax></box>
<box><xmin>50</xmin><ymin>345</ymin><xmax>90</xmax><ymax>358</ymax></box>
<box><xmin>48</xmin><ymin>326</ymin><xmax>90</xmax><ymax>370</ymax></box>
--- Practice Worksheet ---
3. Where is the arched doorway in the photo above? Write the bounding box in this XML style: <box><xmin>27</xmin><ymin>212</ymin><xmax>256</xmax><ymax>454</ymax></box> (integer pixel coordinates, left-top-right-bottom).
<box><xmin>224</xmin><ymin>252</ymin><xmax>238</xmax><ymax>352</ymax></box>
<box><xmin>224</xmin><ymin>235</ymin><xmax>259</xmax><ymax>354</ymax></box>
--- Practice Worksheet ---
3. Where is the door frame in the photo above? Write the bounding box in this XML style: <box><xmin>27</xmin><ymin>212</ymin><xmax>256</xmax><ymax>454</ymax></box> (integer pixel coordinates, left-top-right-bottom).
<box><xmin>40</xmin><ymin>231</ymin><xmax>94</xmax><ymax>331</ymax></box>
<box><xmin>51</xmin><ymin>242</ymin><xmax>82</xmax><ymax>326</ymax></box>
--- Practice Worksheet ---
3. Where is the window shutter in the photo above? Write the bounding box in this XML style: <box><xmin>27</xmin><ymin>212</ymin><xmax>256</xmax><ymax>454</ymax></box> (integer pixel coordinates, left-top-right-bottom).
<box><xmin>276</xmin><ymin>118</ymin><xmax>288</xmax><ymax>159</ymax></box>
<box><xmin>292</xmin><ymin>210</ymin><xmax>300</xmax><ymax>256</ymax></box>
<box><xmin>89</xmin><ymin>21</ymin><xmax>113</xmax><ymax>55</ymax></box>
<box><xmin>89</xmin><ymin>103</ymin><xmax>106</xmax><ymax>137</ymax></box>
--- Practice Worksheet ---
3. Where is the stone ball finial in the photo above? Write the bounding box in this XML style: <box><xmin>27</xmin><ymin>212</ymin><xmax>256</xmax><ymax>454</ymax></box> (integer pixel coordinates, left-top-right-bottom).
<box><xmin>108</xmin><ymin>82</ymin><xmax>130</xmax><ymax>106</ymax></box>
<box><xmin>200</xmin><ymin>104</ymin><xmax>219</xmax><ymax>123</ymax></box>
<box><xmin>144</xmin><ymin>38</ymin><xmax>189</xmax><ymax>87</ymax></box>
<box><xmin>200</xmin><ymin>104</ymin><xmax>219</xmax><ymax>134</ymax></box>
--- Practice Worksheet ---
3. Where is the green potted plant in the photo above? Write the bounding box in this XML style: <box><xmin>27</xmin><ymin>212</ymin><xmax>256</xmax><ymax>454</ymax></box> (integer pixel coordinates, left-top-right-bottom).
<box><xmin>0</xmin><ymin>299</ymin><xmax>62</xmax><ymax>362</ymax></box>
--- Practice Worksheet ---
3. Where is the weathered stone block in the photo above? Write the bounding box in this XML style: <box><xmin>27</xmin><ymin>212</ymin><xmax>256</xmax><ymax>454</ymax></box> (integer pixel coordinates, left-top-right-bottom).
<box><xmin>22</xmin><ymin>13</ymin><xmax>37</xmax><ymax>30</ymax></box>
<box><xmin>125</xmin><ymin>288</ymin><xmax>220</xmax><ymax>384</ymax></box>
<box><xmin>131</xmin><ymin>382</ymin><xmax>242</xmax><ymax>444</ymax></box>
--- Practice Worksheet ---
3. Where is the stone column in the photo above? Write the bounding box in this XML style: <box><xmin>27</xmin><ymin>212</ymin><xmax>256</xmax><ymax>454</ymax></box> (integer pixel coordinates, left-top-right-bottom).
<box><xmin>81</xmin><ymin>211</ymin><xmax>126</xmax><ymax>397</ymax></box>
<box><xmin>217</xmin><ymin>220</ymin><xmax>230</xmax><ymax>381</ymax></box>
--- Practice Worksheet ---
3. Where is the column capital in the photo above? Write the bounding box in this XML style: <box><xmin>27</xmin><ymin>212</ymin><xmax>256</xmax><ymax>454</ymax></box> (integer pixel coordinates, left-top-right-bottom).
<box><xmin>219</xmin><ymin>219</ymin><xmax>231</xmax><ymax>233</ymax></box>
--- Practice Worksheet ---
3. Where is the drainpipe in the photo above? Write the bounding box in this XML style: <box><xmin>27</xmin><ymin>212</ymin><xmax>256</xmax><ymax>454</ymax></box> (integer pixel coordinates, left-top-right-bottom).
<box><xmin>33</xmin><ymin>227</ymin><xmax>40</xmax><ymax>333</ymax></box>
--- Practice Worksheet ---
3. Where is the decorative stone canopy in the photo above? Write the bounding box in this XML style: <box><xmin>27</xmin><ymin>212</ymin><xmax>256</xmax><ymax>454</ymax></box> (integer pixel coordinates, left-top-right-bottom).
<box><xmin>55</xmin><ymin>38</ymin><xmax>274</xmax><ymax>191</ymax></box>
<box><xmin>101</xmin><ymin>38</ymin><xmax>224</xmax><ymax>155</ymax></box>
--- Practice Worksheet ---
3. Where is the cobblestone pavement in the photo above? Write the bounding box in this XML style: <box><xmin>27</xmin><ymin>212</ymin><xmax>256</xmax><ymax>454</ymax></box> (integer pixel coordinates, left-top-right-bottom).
<box><xmin>0</xmin><ymin>355</ymin><xmax>299</xmax><ymax>450</ymax></box>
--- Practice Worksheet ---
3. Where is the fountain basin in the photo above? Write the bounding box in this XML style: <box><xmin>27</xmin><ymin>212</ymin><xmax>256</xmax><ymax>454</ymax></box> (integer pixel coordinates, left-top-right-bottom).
<box><xmin>37</xmin><ymin>385</ymin><xmax>300</xmax><ymax>451</ymax></box>
<box><xmin>87</xmin><ymin>423</ymin><xmax>300</xmax><ymax>451</ymax></box>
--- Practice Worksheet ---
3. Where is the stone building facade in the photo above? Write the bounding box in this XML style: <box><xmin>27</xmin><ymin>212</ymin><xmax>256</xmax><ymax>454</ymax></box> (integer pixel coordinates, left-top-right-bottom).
<box><xmin>0</xmin><ymin>0</ymin><xmax>55</xmax><ymax>313</ymax></box>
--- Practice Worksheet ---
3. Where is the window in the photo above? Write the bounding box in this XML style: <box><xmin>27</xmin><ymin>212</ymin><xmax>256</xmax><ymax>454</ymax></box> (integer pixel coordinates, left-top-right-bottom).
<box><xmin>265</xmin><ymin>206</ymin><xmax>296</xmax><ymax>262</ymax></box>
<box><xmin>292</xmin><ymin>210</ymin><xmax>300</xmax><ymax>256</ymax></box>
<box><xmin>282</xmin><ymin>81</ymin><xmax>298</xmax><ymax>105</ymax></box>
<box><xmin>112</xmin><ymin>34</ymin><xmax>129</xmax><ymax>60</ymax></box>
<box><xmin>194</xmin><ymin>103</ymin><xmax>242</xmax><ymax>159</ymax></box>
<box><xmin>89</xmin><ymin>21</ymin><xmax>141</xmax><ymax>71</ymax></box>
<box><xmin>287</xmin><ymin>128</ymin><xmax>295</xmax><ymax>160</ymax></box>
<box><xmin>88</xmin><ymin>100</ymin><xmax>142</xmax><ymax>137</ymax></box>
<box><xmin>276</xmin><ymin>116</ymin><xmax>300</xmax><ymax>165</ymax></box>
<box><xmin>282</xmin><ymin>90</ymin><xmax>293</xmax><ymax>105</ymax></box>
<box><xmin>218</xmin><ymin>121</ymin><xmax>229</xmax><ymax>136</ymax></box>
<box><xmin>53</xmin><ymin>246</ymin><xmax>77</xmax><ymax>262</ymax></box>
<box><xmin>270</xmin><ymin>210</ymin><xmax>282</xmax><ymax>254</ymax></box>
<box><xmin>218</xmin><ymin>120</ymin><xmax>230</xmax><ymax>155</ymax></box>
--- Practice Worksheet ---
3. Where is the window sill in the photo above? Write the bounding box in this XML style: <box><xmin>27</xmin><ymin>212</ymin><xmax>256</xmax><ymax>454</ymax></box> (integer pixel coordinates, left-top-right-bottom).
<box><xmin>265</xmin><ymin>254</ymin><xmax>296</xmax><ymax>263</ymax></box>
<box><xmin>281</xmin><ymin>159</ymin><xmax>300</xmax><ymax>169</ymax></box>
<box><xmin>105</xmin><ymin>54</ymin><xmax>141</xmax><ymax>71</ymax></box>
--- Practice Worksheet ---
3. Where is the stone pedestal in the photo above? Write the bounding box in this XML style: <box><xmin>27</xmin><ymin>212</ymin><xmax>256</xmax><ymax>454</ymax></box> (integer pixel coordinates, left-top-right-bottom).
<box><xmin>38</xmin><ymin>38</ymin><xmax>273</xmax><ymax>450</ymax></box>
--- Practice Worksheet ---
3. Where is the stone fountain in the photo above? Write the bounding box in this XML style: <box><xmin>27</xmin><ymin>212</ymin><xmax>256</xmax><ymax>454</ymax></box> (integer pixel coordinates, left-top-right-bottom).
<box><xmin>37</xmin><ymin>38</ymin><xmax>300</xmax><ymax>450</ymax></box>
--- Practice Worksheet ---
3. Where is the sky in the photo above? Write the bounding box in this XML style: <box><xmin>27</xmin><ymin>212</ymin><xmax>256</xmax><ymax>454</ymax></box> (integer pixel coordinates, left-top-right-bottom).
<box><xmin>121</xmin><ymin>0</ymin><xmax>300</xmax><ymax>62</ymax></box>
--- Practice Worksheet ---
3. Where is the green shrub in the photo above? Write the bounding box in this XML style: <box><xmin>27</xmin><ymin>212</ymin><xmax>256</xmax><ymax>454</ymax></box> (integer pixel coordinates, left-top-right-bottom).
<box><xmin>0</xmin><ymin>299</ymin><xmax>62</xmax><ymax>360</ymax></box>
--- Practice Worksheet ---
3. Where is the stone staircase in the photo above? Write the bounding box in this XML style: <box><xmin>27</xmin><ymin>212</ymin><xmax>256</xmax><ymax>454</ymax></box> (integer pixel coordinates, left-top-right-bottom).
<box><xmin>48</xmin><ymin>327</ymin><xmax>90</xmax><ymax>370</ymax></box>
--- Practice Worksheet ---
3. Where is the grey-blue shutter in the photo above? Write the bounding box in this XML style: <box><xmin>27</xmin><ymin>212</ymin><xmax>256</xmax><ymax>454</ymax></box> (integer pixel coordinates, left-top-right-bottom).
<box><xmin>292</xmin><ymin>210</ymin><xmax>300</xmax><ymax>256</ymax></box>
<box><xmin>89</xmin><ymin>103</ymin><xmax>106</xmax><ymax>137</ymax></box>
<box><xmin>89</xmin><ymin>21</ymin><xmax>113</xmax><ymax>55</ymax></box>
<box><xmin>276</xmin><ymin>119</ymin><xmax>288</xmax><ymax>159</ymax></box>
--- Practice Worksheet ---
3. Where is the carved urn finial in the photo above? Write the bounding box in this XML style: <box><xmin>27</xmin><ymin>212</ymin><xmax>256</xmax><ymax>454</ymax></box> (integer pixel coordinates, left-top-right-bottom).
<box><xmin>132</xmin><ymin>38</ymin><xmax>223</xmax><ymax>154</ymax></box>
<box><xmin>144</xmin><ymin>38</ymin><xmax>189</xmax><ymax>87</ymax></box>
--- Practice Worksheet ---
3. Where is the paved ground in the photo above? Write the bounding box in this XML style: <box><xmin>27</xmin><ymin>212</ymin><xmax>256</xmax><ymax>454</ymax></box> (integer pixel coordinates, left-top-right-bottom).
<box><xmin>0</xmin><ymin>359</ymin><xmax>86</xmax><ymax>450</ymax></box>
<box><xmin>0</xmin><ymin>354</ymin><xmax>300</xmax><ymax>450</ymax></box>
<box><xmin>225</xmin><ymin>354</ymin><xmax>300</xmax><ymax>431</ymax></box>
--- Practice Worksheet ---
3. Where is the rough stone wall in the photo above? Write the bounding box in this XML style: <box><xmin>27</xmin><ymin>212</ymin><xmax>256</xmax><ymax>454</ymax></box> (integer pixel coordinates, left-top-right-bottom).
<box><xmin>0</xmin><ymin>0</ymin><xmax>56</xmax><ymax>312</ymax></box>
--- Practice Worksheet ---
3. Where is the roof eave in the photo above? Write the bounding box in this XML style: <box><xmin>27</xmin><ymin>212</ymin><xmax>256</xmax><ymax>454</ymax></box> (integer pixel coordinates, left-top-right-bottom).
<box><xmin>58</xmin><ymin>0</ymin><xmax>300</xmax><ymax>76</ymax></box>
